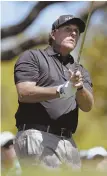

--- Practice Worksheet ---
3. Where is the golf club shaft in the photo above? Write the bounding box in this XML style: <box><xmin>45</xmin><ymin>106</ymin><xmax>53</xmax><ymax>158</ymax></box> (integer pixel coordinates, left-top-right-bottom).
<box><xmin>75</xmin><ymin>1</ymin><xmax>94</xmax><ymax>72</ymax></box>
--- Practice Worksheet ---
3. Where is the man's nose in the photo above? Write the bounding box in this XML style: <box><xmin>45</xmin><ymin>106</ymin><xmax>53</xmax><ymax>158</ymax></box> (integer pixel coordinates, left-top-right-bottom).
<box><xmin>70</xmin><ymin>31</ymin><xmax>76</xmax><ymax>37</ymax></box>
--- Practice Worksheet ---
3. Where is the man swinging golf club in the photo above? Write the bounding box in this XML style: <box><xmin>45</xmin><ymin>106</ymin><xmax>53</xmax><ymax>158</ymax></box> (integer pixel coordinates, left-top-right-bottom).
<box><xmin>14</xmin><ymin>12</ymin><xmax>94</xmax><ymax>169</ymax></box>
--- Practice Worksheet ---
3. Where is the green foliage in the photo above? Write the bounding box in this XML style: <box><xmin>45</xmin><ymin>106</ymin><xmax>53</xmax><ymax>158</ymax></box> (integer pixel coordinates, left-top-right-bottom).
<box><xmin>1</xmin><ymin>32</ymin><xmax>107</xmax><ymax>149</ymax></box>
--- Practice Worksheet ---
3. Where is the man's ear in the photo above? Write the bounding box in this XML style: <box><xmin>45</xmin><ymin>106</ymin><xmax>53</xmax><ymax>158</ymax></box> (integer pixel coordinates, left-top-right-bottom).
<box><xmin>50</xmin><ymin>30</ymin><xmax>56</xmax><ymax>40</ymax></box>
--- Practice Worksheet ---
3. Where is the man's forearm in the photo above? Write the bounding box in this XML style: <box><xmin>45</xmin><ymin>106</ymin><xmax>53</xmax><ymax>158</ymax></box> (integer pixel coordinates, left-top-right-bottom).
<box><xmin>76</xmin><ymin>86</ymin><xmax>94</xmax><ymax>112</ymax></box>
<box><xmin>18</xmin><ymin>84</ymin><xmax>60</xmax><ymax>103</ymax></box>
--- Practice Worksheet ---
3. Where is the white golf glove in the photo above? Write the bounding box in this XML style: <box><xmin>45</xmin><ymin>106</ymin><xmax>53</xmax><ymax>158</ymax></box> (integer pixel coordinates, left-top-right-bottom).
<box><xmin>57</xmin><ymin>81</ymin><xmax>77</xmax><ymax>98</ymax></box>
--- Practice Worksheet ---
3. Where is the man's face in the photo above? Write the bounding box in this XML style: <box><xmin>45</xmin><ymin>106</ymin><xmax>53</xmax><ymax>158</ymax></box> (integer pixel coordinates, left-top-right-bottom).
<box><xmin>52</xmin><ymin>24</ymin><xmax>80</xmax><ymax>52</ymax></box>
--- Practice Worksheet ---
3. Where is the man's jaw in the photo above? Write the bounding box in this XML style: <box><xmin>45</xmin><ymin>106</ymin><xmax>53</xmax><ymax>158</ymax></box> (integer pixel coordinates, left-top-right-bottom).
<box><xmin>60</xmin><ymin>45</ymin><xmax>74</xmax><ymax>56</ymax></box>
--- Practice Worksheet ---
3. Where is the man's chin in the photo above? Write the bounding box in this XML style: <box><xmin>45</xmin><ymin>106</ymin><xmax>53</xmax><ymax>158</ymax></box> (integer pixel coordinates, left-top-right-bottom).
<box><xmin>64</xmin><ymin>45</ymin><xmax>75</xmax><ymax>51</ymax></box>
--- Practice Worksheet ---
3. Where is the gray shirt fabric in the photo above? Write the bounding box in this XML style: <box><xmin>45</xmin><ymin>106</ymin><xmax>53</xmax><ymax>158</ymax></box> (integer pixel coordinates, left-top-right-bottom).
<box><xmin>14</xmin><ymin>46</ymin><xmax>93</xmax><ymax>132</ymax></box>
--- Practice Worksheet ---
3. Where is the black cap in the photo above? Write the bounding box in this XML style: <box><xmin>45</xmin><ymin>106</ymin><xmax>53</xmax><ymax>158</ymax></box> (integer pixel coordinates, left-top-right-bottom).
<box><xmin>52</xmin><ymin>15</ymin><xmax>85</xmax><ymax>33</ymax></box>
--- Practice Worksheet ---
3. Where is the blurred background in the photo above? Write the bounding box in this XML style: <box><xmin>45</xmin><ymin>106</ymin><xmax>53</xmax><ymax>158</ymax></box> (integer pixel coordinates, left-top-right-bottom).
<box><xmin>1</xmin><ymin>1</ymin><xmax>107</xmax><ymax>152</ymax></box>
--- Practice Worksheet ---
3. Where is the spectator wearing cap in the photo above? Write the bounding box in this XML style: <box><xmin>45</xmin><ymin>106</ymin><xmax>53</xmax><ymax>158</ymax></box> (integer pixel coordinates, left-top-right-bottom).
<box><xmin>86</xmin><ymin>147</ymin><xmax>107</xmax><ymax>160</ymax></box>
<box><xmin>0</xmin><ymin>131</ymin><xmax>22</xmax><ymax>175</ymax></box>
<box><xmin>80</xmin><ymin>147</ymin><xmax>107</xmax><ymax>171</ymax></box>
<box><xmin>86</xmin><ymin>147</ymin><xmax>107</xmax><ymax>171</ymax></box>
<box><xmin>14</xmin><ymin>14</ymin><xmax>94</xmax><ymax>169</ymax></box>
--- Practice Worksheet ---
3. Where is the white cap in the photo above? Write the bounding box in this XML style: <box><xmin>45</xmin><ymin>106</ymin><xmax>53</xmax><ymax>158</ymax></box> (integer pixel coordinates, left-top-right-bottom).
<box><xmin>0</xmin><ymin>131</ymin><xmax>15</xmax><ymax>147</ymax></box>
<box><xmin>87</xmin><ymin>147</ymin><xmax>107</xmax><ymax>159</ymax></box>
<box><xmin>80</xmin><ymin>150</ymin><xmax>88</xmax><ymax>158</ymax></box>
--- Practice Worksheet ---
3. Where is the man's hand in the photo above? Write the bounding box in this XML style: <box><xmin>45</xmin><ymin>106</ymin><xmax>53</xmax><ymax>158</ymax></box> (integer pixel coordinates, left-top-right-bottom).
<box><xmin>68</xmin><ymin>70</ymin><xmax>83</xmax><ymax>89</ymax></box>
<box><xmin>57</xmin><ymin>81</ymin><xmax>77</xmax><ymax>98</ymax></box>
<box><xmin>57</xmin><ymin>69</ymin><xmax>94</xmax><ymax>111</ymax></box>
<box><xmin>68</xmin><ymin>70</ymin><xmax>94</xmax><ymax>112</ymax></box>
<box><xmin>57</xmin><ymin>70</ymin><xmax>83</xmax><ymax>98</ymax></box>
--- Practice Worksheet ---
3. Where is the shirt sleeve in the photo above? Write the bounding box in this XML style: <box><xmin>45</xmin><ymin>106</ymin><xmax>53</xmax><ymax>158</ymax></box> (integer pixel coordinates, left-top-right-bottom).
<box><xmin>80</xmin><ymin>65</ymin><xmax>93</xmax><ymax>93</ymax></box>
<box><xmin>14</xmin><ymin>50</ymin><xmax>40</xmax><ymax>84</ymax></box>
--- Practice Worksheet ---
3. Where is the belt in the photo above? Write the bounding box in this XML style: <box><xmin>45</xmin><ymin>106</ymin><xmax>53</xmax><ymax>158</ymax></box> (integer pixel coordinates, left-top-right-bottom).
<box><xmin>18</xmin><ymin>124</ymin><xmax>72</xmax><ymax>138</ymax></box>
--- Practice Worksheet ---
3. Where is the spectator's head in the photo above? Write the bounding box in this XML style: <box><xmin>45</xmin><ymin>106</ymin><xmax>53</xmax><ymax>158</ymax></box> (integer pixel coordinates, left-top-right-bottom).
<box><xmin>0</xmin><ymin>131</ymin><xmax>15</xmax><ymax>148</ymax></box>
<box><xmin>87</xmin><ymin>147</ymin><xmax>107</xmax><ymax>160</ymax></box>
<box><xmin>0</xmin><ymin>131</ymin><xmax>15</xmax><ymax>168</ymax></box>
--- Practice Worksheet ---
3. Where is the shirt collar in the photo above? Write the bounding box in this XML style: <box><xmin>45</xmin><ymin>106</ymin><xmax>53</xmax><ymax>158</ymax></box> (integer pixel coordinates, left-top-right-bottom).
<box><xmin>45</xmin><ymin>45</ymin><xmax>58</xmax><ymax>56</ymax></box>
<box><xmin>45</xmin><ymin>45</ymin><xmax>74</xmax><ymax>64</ymax></box>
